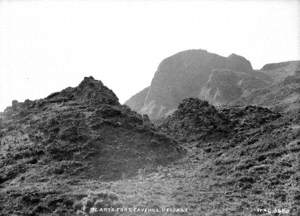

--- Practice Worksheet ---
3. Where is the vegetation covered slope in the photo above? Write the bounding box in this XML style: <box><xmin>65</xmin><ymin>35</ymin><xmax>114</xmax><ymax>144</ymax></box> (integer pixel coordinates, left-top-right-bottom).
<box><xmin>234</xmin><ymin>70</ymin><xmax>300</xmax><ymax>113</ymax></box>
<box><xmin>260</xmin><ymin>61</ymin><xmax>300</xmax><ymax>82</ymax></box>
<box><xmin>156</xmin><ymin>98</ymin><xmax>300</xmax><ymax>215</ymax></box>
<box><xmin>1</xmin><ymin>77</ymin><xmax>300</xmax><ymax>216</ymax></box>
<box><xmin>199</xmin><ymin>69</ymin><xmax>271</xmax><ymax>105</ymax></box>
<box><xmin>0</xmin><ymin>77</ymin><xmax>183</xmax><ymax>215</ymax></box>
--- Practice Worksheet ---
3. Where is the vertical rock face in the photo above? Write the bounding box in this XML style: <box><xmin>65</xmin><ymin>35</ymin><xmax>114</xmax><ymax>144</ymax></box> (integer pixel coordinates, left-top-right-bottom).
<box><xmin>126</xmin><ymin>49</ymin><xmax>254</xmax><ymax>119</ymax></box>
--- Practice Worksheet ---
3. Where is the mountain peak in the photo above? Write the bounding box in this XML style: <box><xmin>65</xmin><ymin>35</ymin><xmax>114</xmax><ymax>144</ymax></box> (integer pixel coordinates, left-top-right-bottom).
<box><xmin>228</xmin><ymin>53</ymin><xmax>241</xmax><ymax>58</ymax></box>
<box><xmin>79</xmin><ymin>76</ymin><xmax>98</xmax><ymax>86</ymax></box>
<box><xmin>126</xmin><ymin>49</ymin><xmax>254</xmax><ymax>119</ymax></box>
<box><xmin>227</xmin><ymin>53</ymin><xmax>253</xmax><ymax>72</ymax></box>
<box><xmin>46</xmin><ymin>76</ymin><xmax>119</xmax><ymax>105</ymax></box>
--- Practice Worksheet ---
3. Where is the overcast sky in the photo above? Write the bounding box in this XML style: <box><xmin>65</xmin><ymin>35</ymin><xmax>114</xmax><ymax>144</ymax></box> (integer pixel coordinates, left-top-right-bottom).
<box><xmin>0</xmin><ymin>0</ymin><xmax>299</xmax><ymax>111</ymax></box>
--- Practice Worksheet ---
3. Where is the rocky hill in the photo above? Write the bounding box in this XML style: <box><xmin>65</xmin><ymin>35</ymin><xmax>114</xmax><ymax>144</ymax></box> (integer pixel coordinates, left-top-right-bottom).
<box><xmin>1</xmin><ymin>50</ymin><xmax>300</xmax><ymax>215</ymax></box>
<box><xmin>0</xmin><ymin>77</ymin><xmax>183</xmax><ymax>215</ymax></box>
<box><xmin>125</xmin><ymin>49</ymin><xmax>254</xmax><ymax>119</ymax></box>
<box><xmin>125</xmin><ymin>50</ymin><xmax>300</xmax><ymax>120</ymax></box>
<box><xmin>159</xmin><ymin>98</ymin><xmax>232</xmax><ymax>141</ymax></box>
<box><xmin>1</xmin><ymin>76</ymin><xmax>300</xmax><ymax>216</ymax></box>
<box><xmin>157</xmin><ymin>98</ymin><xmax>300</xmax><ymax>215</ymax></box>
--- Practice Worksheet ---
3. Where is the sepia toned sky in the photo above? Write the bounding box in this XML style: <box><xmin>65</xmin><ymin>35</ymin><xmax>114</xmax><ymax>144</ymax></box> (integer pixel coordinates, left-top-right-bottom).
<box><xmin>0</xmin><ymin>0</ymin><xmax>299</xmax><ymax>111</ymax></box>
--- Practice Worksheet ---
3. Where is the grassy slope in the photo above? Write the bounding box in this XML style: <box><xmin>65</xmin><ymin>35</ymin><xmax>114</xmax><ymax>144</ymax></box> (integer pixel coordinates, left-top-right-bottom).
<box><xmin>1</xmin><ymin>115</ymin><xmax>300</xmax><ymax>216</ymax></box>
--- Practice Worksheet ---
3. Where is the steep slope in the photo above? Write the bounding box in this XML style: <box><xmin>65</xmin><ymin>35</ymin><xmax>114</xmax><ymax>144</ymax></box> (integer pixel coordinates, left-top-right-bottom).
<box><xmin>199</xmin><ymin>69</ymin><xmax>271</xmax><ymax>105</ymax></box>
<box><xmin>260</xmin><ymin>61</ymin><xmax>300</xmax><ymax>82</ymax></box>
<box><xmin>157</xmin><ymin>98</ymin><xmax>300</xmax><ymax>215</ymax></box>
<box><xmin>125</xmin><ymin>49</ymin><xmax>253</xmax><ymax>119</ymax></box>
<box><xmin>103</xmin><ymin>99</ymin><xmax>299</xmax><ymax>216</ymax></box>
<box><xmin>125</xmin><ymin>50</ymin><xmax>300</xmax><ymax>120</ymax></box>
<box><xmin>125</xmin><ymin>87</ymin><xmax>149</xmax><ymax>112</ymax></box>
<box><xmin>159</xmin><ymin>98</ymin><xmax>232</xmax><ymax>141</ymax></box>
<box><xmin>0</xmin><ymin>77</ymin><xmax>183</xmax><ymax>215</ymax></box>
<box><xmin>235</xmin><ymin>70</ymin><xmax>300</xmax><ymax>113</ymax></box>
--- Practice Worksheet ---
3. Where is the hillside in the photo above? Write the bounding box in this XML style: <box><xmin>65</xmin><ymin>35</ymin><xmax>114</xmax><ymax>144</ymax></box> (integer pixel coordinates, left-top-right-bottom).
<box><xmin>125</xmin><ymin>49</ymin><xmax>254</xmax><ymax>119</ymax></box>
<box><xmin>125</xmin><ymin>50</ymin><xmax>300</xmax><ymax>120</ymax></box>
<box><xmin>1</xmin><ymin>77</ymin><xmax>300</xmax><ymax>215</ymax></box>
<box><xmin>260</xmin><ymin>61</ymin><xmax>300</xmax><ymax>82</ymax></box>
<box><xmin>157</xmin><ymin>98</ymin><xmax>300</xmax><ymax>215</ymax></box>
<box><xmin>1</xmin><ymin>51</ymin><xmax>300</xmax><ymax>215</ymax></box>
<box><xmin>235</xmin><ymin>70</ymin><xmax>300</xmax><ymax>113</ymax></box>
<box><xmin>199</xmin><ymin>69</ymin><xmax>271</xmax><ymax>105</ymax></box>
<box><xmin>0</xmin><ymin>77</ymin><xmax>183</xmax><ymax>215</ymax></box>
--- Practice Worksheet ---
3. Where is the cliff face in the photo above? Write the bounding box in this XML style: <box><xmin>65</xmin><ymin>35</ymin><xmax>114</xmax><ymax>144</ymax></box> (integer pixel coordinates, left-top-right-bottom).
<box><xmin>125</xmin><ymin>49</ymin><xmax>253</xmax><ymax>119</ymax></box>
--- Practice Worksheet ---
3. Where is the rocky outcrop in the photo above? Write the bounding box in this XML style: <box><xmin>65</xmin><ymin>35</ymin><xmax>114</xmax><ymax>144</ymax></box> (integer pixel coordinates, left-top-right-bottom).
<box><xmin>159</xmin><ymin>98</ymin><xmax>232</xmax><ymax>141</ymax></box>
<box><xmin>159</xmin><ymin>98</ymin><xmax>281</xmax><ymax>142</ymax></box>
<box><xmin>125</xmin><ymin>49</ymin><xmax>254</xmax><ymax>119</ymax></box>
<box><xmin>0</xmin><ymin>77</ymin><xmax>183</xmax><ymax>215</ymax></box>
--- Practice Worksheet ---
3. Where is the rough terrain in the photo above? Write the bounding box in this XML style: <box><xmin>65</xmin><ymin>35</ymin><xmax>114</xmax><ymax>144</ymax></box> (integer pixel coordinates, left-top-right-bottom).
<box><xmin>1</xmin><ymin>51</ymin><xmax>300</xmax><ymax>215</ymax></box>
<box><xmin>1</xmin><ymin>88</ymin><xmax>299</xmax><ymax>215</ymax></box>
<box><xmin>0</xmin><ymin>77</ymin><xmax>183</xmax><ymax>216</ymax></box>
<box><xmin>235</xmin><ymin>70</ymin><xmax>300</xmax><ymax>113</ymax></box>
